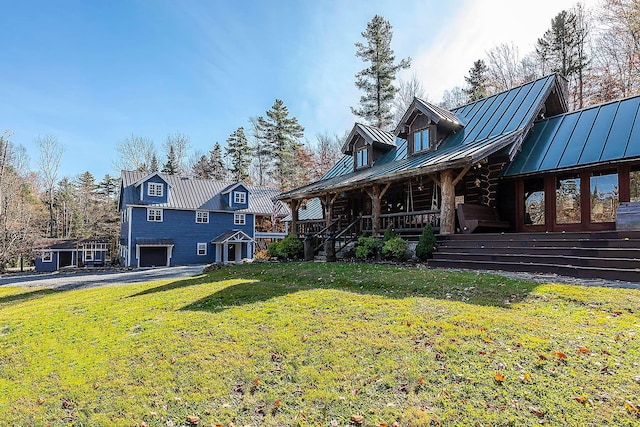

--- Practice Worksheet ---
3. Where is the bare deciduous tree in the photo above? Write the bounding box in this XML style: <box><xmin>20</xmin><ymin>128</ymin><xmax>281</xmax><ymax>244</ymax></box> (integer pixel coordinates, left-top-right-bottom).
<box><xmin>164</xmin><ymin>132</ymin><xmax>191</xmax><ymax>175</ymax></box>
<box><xmin>392</xmin><ymin>74</ymin><xmax>428</xmax><ymax>124</ymax></box>
<box><xmin>36</xmin><ymin>134</ymin><xmax>64</xmax><ymax>238</ymax></box>
<box><xmin>113</xmin><ymin>134</ymin><xmax>156</xmax><ymax>173</ymax></box>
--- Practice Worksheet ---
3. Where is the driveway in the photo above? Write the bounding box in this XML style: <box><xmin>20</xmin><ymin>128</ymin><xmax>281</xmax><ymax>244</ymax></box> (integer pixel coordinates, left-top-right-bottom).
<box><xmin>0</xmin><ymin>265</ymin><xmax>206</xmax><ymax>290</ymax></box>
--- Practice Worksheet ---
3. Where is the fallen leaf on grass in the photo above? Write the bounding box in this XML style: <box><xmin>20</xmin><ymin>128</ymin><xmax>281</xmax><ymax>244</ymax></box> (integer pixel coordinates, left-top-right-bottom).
<box><xmin>37</xmin><ymin>397</ymin><xmax>45</xmax><ymax>405</ymax></box>
<box><xmin>494</xmin><ymin>372</ymin><xmax>505</xmax><ymax>383</ymax></box>
<box><xmin>186</xmin><ymin>415</ymin><xmax>199</xmax><ymax>425</ymax></box>
<box><xmin>351</xmin><ymin>414</ymin><xmax>364</xmax><ymax>424</ymax></box>
<box><xmin>538</xmin><ymin>354</ymin><xmax>548</xmax><ymax>360</ymax></box>
<box><xmin>552</xmin><ymin>351</ymin><xmax>567</xmax><ymax>359</ymax></box>
<box><xmin>529</xmin><ymin>407</ymin><xmax>544</xmax><ymax>417</ymax></box>
<box><xmin>625</xmin><ymin>401</ymin><xmax>640</xmax><ymax>415</ymax></box>
<box><xmin>520</xmin><ymin>373</ymin><xmax>532</xmax><ymax>383</ymax></box>
<box><xmin>275</xmin><ymin>398</ymin><xmax>282</xmax><ymax>408</ymax></box>
<box><xmin>573</xmin><ymin>397</ymin><xmax>587</xmax><ymax>403</ymax></box>
<box><xmin>483</xmin><ymin>337</ymin><xmax>493</xmax><ymax>343</ymax></box>
<box><xmin>578</xmin><ymin>347</ymin><xmax>591</xmax><ymax>354</ymax></box>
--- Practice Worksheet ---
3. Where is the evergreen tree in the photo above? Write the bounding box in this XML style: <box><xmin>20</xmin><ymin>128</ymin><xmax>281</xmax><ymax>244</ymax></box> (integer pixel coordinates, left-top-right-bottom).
<box><xmin>225</xmin><ymin>127</ymin><xmax>251</xmax><ymax>183</ymax></box>
<box><xmin>464</xmin><ymin>59</ymin><xmax>490</xmax><ymax>101</ymax></box>
<box><xmin>209</xmin><ymin>142</ymin><xmax>227</xmax><ymax>180</ymax></box>
<box><xmin>162</xmin><ymin>146</ymin><xmax>179</xmax><ymax>175</ymax></box>
<box><xmin>536</xmin><ymin>7</ymin><xmax>589</xmax><ymax>107</ymax></box>
<box><xmin>191</xmin><ymin>155</ymin><xmax>213</xmax><ymax>179</ymax></box>
<box><xmin>257</xmin><ymin>99</ymin><xmax>305</xmax><ymax>190</ymax></box>
<box><xmin>150</xmin><ymin>154</ymin><xmax>159</xmax><ymax>172</ymax></box>
<box><xmin>351</xmin><ymin>15</ymin><xmax>411</xmax><ymax>129</ymax></box>
<box><xmin>97</xmin><ymin>174</ymin><xmax>120</xmax><ymax>200</ymax></box>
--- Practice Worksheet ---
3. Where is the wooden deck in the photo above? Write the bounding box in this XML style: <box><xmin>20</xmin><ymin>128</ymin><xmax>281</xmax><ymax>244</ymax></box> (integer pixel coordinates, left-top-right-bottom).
<box><xmin>430</xmin><ymin>231</ymin><xmax>640</xmax><ymax>282</ymax></box>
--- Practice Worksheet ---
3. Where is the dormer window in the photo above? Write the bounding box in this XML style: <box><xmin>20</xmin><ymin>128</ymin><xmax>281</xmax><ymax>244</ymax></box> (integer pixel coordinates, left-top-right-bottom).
<box><xmin>414</xmin><ymin>128</ymin><xmax>431</xmax><ymax>153</ymax></box>
<box><xmin>356</xmin><ymin>147</ymin><xmax>369</xmax><ymax>168</ymax></box>
<box><xmin>233</xmin><ymin>191</ymin><xmax>246</xmax><ymax>204</ymax></box>
<box><xmin>148</xmin><ymin>182</ymin><xmax>164</xmax><ymax>197</ymax></box>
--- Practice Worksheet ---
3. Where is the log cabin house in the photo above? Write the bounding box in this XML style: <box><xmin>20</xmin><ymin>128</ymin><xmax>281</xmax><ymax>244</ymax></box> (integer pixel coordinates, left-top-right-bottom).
<box><xmin>278</xmin><ymin>74</ymin><xmax>640</xmax><ymax>281</ymax></box>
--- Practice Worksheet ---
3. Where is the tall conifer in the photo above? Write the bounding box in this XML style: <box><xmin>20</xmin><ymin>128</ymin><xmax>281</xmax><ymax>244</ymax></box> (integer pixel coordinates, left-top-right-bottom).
<box><xmin>225</xmin><ymin>127</ymin><xmax>251</xmax><ymax>183</ymax></box>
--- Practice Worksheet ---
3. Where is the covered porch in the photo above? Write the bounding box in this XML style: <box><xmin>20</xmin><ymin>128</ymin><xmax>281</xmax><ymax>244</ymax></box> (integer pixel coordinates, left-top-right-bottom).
<box><xmin>211</xmin><ymin>230</ymin><xmax>255</xmax><ymax>264</ymax></box>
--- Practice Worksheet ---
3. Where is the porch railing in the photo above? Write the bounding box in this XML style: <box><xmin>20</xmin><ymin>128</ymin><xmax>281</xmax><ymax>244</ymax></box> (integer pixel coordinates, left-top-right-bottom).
<box><xmin>362</xmin><ymin>209</ymin><xmax>441</xmax><ymax>234</ymax></box>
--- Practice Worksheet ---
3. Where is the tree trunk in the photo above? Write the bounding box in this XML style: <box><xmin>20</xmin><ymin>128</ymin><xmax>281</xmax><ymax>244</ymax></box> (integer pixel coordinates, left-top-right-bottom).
<box><xmin>371</xmin><ymin>185</ymin><xmax>381</xmax><ymax>237</ymax></box>
<box><xmin>440</xmin><ymin>170</ymin><xmax>456</xmax><ymax>235</ymax></box>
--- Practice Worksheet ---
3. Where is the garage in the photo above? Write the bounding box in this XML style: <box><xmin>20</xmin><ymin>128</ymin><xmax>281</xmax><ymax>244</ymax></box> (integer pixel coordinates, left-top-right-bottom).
<box><xmin>135</xmin><ymin>238</ymin><xmax>174</xmax><ymax>268</ymax></box>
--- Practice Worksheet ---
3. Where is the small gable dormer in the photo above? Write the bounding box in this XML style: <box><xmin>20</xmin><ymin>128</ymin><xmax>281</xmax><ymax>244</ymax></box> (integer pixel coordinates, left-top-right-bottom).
<box><xmin>133</xmin><ymin>172</ymin><xmax>171</xmax><ymax>204</ymax></box>
<box><xmin>221</xmin><ymin>183</ymin><xmax>250</xmax><ymax>210</ymax></box>
<box><xmin>395</xmin><ymin>98</ymin><xmax>464</xmax><ymax>156</ymax></box>
<box><xmin>342</xmin><ymin>123</ymin><xmax>396</xmax><ymax>170</ymax></box>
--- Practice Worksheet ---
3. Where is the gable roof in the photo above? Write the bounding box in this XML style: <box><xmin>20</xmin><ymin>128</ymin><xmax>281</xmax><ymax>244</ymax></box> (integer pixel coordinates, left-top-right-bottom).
<box><xmin>279</xmin><ymin>74</ymin><xmax>565</xmax><ymax>201</ymax></box>
<box><xmin>133</xmin><ymin>171</ymin><xmax>172</xmax><ymax>188</ymax></box>
<box><xmin>503</xmin><ymin>94</ymin><xmax>640</xmax><ymax>177</ymax></box>
<box><xmin>394</xmin><ymin>98</ymin><xmax>463</xmax><ymax>136</ymax></box>
<box><xmin>342</xmin><ymin>123</ymin><xmax>396</xmax><ymax>154</ymax></box>
<box><xmin>120</xmin><ymin>171</ymin><xmax>286</xmax><ymax>215</ymax></box>
<box><xmin>220</xmin><ymin>182</ymin><xmax>249</xmax><ymax>194</ymax></box>
<box><xmin>211</xmin><ymin>229</ymin><xmax>254</xmax><ymax>244</ymax></box>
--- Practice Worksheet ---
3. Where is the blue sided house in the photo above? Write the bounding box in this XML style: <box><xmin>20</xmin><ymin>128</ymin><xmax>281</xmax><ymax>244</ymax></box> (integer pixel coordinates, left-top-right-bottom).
<box><xmin>118</xmin><ymin>171</ymin><xmax>286</xmax><ymax>267</ymax></box>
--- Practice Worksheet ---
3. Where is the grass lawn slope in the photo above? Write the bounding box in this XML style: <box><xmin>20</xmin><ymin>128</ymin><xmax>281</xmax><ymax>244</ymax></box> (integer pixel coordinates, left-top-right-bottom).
<box><xmin>1</xmin><ymin>262</ymin><xmax>639</xmax><ymax>426</ymax></box>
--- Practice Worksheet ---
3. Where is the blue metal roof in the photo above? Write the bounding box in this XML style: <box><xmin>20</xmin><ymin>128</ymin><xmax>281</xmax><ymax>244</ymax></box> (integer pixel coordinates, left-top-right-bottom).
<box><xmin>503</xmin><ymin>94</ymin><xmax>640</xmax><ymax>177</ymax></box>
<box><xmin>281</xmin><ymin>74</ymin><xmax>562</xmax><ymax>200</ymax></box>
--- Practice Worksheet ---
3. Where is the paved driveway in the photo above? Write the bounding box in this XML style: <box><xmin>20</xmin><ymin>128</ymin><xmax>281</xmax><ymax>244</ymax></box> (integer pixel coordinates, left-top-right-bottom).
<box><xmin>0</xmin><ymin>265</ymin><xmax>206</xmax><ymax>290</ymax></box>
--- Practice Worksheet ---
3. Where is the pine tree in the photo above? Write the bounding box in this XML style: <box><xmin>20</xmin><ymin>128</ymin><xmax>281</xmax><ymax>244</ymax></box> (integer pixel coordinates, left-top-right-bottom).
<box><xmin>351</xmin><ymin>15</ymin><xmax>411</xmax><ymax>129</ymax></box>
<box><xmin>209</xmin><ymin>142</ymin><xmax>226</xmax><ymax>180</ymax></box>
<box><xmin>536</xmin><ymin>7</ymin><xmax>589</xmax><ymax>107</ymax></box>
<box><xmin>225</xmin><ymin>127</ymin><xmax>251</xmax><ymax>183</ymax></box>
<box><xmin>150</xmin><ymin>154</ymin><xmax>159</xmax><ymax>172</ymax></box>
<box><xmin>97</xmin><ymin>174</ymin><xmax>119</xmax><ymax>200</ymax></box>
<box><xmin>162</xmin><ymin>146</ymin><xmax>179</xmax><ymax>175</ymax></box>
<box><xmin>464</xmin><ymin>59</ymin><xmax>490</xmax><ymax>101</ymax></box>
<box><xmin>191</xmin><ymin>155</ymin><xmax>213</xmax><ymax>179</ymax></box>
<box><xmin>257</xmin><ymin>99</ymin><xmax>305</xmax><ymax>190</ymax></box>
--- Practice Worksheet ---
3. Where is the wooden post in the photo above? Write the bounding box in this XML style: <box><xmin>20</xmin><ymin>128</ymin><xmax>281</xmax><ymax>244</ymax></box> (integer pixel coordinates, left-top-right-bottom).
<box><xmin>288</xmin><ymin>200</ymin><xmax>301</xmax><ymax>236</ymax></box>
<box><xmin>439</xmin><ymin>166</ymin><xmax>471</xmax><ymax>235</ymax></box>
<box><xmin>365</xmin><ymin>183</ymin><xmax>391</xmax><ymax>237</ymax></box>
<box><xmin>322</xmin><ymin>193</ymin><xmax>339</xmax><ymax>229</ymax></box>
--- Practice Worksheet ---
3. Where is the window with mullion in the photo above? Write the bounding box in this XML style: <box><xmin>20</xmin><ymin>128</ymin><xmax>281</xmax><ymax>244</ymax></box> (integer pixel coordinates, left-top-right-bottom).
<box><xmin>356</xmin><ymin>147</ymin><xmax>369</xmax><ymax>168</ymax></box>
<box><xmin>196</xmin><ymin>211</ymin><xmax>209</xmax><ymax>223</ymax></box>
<box><xmin>413</xmin><ymin>128</ymin><xmax>430</xmax><ymax>153</ymax></box>
<box><xmin>147</xmin><ymin>208</ymin><xmax>163</xmax><ymax>222</ymax></box>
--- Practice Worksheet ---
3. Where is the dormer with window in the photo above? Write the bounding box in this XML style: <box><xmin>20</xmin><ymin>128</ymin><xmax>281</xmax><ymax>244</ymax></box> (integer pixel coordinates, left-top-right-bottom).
<box><xmin>342</xmin><ymin>123</ymin><xmax>396</xmax><ymax>170</ymax></box>
<box><xmin>395</xmin><ymin>97</ymin><xmax>464</xmax><ymax>156</ymax></box>
<box><xmin>133</xmin><ymin>172</ymin><xmax>171</xmax><ymax>204</ymax></box>
<box><xmin>220</xmin><ymin>183</ymin><xmax>250</xmax><ymax>210</ymax></box>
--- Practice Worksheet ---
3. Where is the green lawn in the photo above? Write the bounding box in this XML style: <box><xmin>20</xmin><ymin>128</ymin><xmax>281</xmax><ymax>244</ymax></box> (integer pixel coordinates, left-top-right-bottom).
<box><xmin>1</xmin><ymin>263</ymin><xmax>639</xmax><ymax>426</ymax></box>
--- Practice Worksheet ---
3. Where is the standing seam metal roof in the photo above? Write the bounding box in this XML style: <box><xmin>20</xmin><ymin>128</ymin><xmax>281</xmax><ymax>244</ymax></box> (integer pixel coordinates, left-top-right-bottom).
<box><xmin>503</xmin><ymin>94</ymin><xmax>640</xmax><ymax>177</ymax></box>
<box><xmin>120</xmin><ymin>171</ymin><xmax>288</xmax><ymax>215</ymax></box>
<box><xmin>280</xmin><ymin>74</ymin><xmax>559</xmax><ymax>200</ymax></box>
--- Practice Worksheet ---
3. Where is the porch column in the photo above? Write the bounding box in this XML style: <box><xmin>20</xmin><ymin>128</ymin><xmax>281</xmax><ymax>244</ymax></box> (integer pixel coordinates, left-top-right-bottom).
<box><xmin>439</xmin><ymin>166</ymin><xmax>472</xmax><ymax>235</ymax></box>
<box><xmin>288</xmin><ymin>200</ymin><xmax>301</xmax><ymax>236</ymax></box>
<box><xmin>366</xmin><ymin>183</ymin><xmax>391</xmax><ymax>237</ymax></box>
<box><xmin>322</xmin><ymin>193</ymin><xmax>339</xmax><ymax>229</ymax></box>
<box><xmin>223</xmin><ymin>243</ymin><xmax>229</xmax><ymax>263</ymax></box>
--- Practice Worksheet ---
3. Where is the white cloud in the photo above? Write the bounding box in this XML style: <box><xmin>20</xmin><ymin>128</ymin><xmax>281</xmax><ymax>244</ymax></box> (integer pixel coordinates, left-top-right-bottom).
<box><xmin>411</xmin><ymin>0</ymin><xmax>599</xmax><ymax>100</ymax></box>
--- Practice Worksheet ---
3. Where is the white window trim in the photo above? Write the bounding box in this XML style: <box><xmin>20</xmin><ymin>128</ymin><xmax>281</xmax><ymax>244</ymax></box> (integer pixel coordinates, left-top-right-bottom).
<box><xmin>148</xmin><ymin>182</ymin><xmax>164</xmax><ymax>197</ymax></box>
<box><xmin>234</xmin><ymin>213</ymin><xmax>246</xmax><ymax>225</ymax></box>
<box><xmin>147</xmin><ymin>208</ymin><xmax>163</xmax><ymax>222</ymax></box>
<box><xmin>197</xmin><ymin>242</ymin><xmax>207</xmax><ymax>256</ymax></box>
<box><xmin>42</xmin><ymin>251</ymin><xmax>53</xmax><ymax>262</ymax></box>
<box><xmin>84</xmin><ymin>250</ymin><xmax>94</xmax><ymax>261</ymax></box>
<box><xmin>233</xmin><ymin>191</ymin><xmax>246</xmax><ymax>204</ymax></box>
<box><xmin>196</xmin><ymin>211</ymin><xmax>209</xmax><ymax>223</ymax></box>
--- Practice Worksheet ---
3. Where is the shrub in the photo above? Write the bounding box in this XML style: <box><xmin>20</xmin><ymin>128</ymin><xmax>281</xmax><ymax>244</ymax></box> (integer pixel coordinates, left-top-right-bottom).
<box><xmin>267</xmin><ymin>241</ymin><xmax>281</xmax><ymax>258</ymax></box>
<box><xmin>276</xmin><ymin>234</ymin><xmax>303</xmax><ymax>260</ymax></box>
<box><xmin>254</xmin><ymin>250</ymin><xmax>271</xmax><ymax>261</ymax></box>
<box><xmin>415</xmin><ymin>224</ymin><xmax>437</xmax><ymax>260</ymax></box>
<box><xmin>355</xmin><ymin>236</ymin><xmax>381</xmax><ymax>260</ymax></box>
<box><xmin>382</xmin><ymin>236</ymin><xmax>407</xmax><ymax>261</ymax></box>
<box><xmin>383</xmin><ymin>225</ymin><xmax>397</xmax><ymax>242</ymax></box>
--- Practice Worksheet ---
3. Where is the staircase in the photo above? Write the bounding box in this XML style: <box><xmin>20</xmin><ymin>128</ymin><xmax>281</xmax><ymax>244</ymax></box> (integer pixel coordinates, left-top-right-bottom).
<box><xmin>430</xmin><ymin>231</ymin><xmax>640</xmax><ymax>282</ymax></box>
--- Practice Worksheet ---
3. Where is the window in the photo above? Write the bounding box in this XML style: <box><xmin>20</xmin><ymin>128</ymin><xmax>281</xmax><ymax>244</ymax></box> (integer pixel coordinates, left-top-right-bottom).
<box><xmin>196</xmin><ymin>211</ymin><xmax>209</xmax><ymax>223</ymax></box>
<box><xmin>524</xmin><ymin>178</ymin><xmax>545</xmax><ymax>226</ymax></box>
<box><xmin>414</xmin><ymin>128</ymin><xmax>430</xmax><ymax>153</ymax></box>
<box><xmin>234</xmin><ymin>213</ymin><xmax>246</xmax><ymax>225</ymax></box>
<box><xmin>233</xmin><ymin>191</ymin><xmax>246</xmax><ymax>204</ymax></box>
<box><xmin>148</xmin><ymin>182</ymin><xmax>164</xmax><ymax>197</ymax></box>
<box><xmin>590</xmin><ymin>171</ymin><xmax>618</xmax><ymax>223</ymax></box>
<box><xmin>147</xmin><ymin>208</ymin><xmax>163</xmax><ymax>222</ymax></box>
<box><xmin>84</xmin><ymin>250</ymin><xmax>94</xmax><ymax>261</ymax></box>
<box><xmin>42</xmin><ymin>251</ymin><xmax>52</xmax><ymax>262</ymax></box>
<box><xmin>631</xmin><ymin>167</ymin><xmax>640</xmax><ymax>202</ymax></box>
<box><xmin>197</xmin><ymin>243</ymin><xmax>207</xmax><ymax>256</ymax></box>
<box><xmin>356</xmin><ymin>147</ymin><xmax>369</xmax><ymax>168</ymax></box>
<box><xmin>556</xmin><ymin>175</ymin><xmax>581</xmax><ymax>224</ymax></box>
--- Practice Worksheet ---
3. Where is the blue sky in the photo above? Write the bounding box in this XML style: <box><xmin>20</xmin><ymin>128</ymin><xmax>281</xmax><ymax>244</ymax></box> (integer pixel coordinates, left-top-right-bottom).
<box><xmin>0</xmin><ymin>0</ymin><xmax>591</xmax><ymax>180</ymax></box>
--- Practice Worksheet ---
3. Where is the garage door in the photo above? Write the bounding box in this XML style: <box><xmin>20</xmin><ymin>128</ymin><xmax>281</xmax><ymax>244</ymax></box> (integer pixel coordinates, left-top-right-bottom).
<box><xmin>139</xmin><ymin>247</ymin><xmax>168</xmax><ymax>267</ymax></box>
